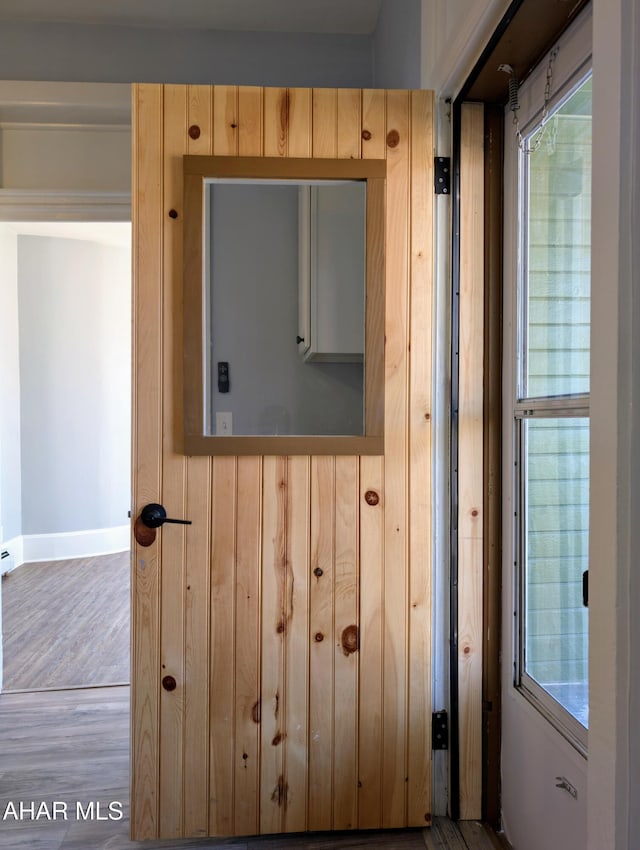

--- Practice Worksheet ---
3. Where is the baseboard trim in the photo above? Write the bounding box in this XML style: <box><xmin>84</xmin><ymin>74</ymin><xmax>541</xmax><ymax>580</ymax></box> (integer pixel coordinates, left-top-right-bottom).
<box><xmin>15</xmin><ymin>525</ymin><xmax>130</xmax><ymax>565</ymax></box>
<box><xmin>0</xmin><ymin>536</ymin><xmax>23</xmax><ymax>574</ymax></box>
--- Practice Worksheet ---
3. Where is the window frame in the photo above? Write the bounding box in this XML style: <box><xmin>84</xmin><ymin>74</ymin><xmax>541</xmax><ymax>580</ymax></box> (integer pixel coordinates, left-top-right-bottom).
<box><xmin>504</xmin><ymin>18</ymin><xmax>593</xmax><ymax>754</ymax></box>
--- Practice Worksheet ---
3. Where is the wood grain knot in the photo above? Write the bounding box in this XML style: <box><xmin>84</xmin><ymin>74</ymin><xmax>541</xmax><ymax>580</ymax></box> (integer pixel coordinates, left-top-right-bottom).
<box><xmin>271</xmin><ymin>776</ymin><xmax>287</xmax><ymax>807</ymax></box>
<box><xmin>251</xmin><ymin>699</ymin><xmax>261</xmax><ymax>724</ymax></box>
<box><xmin>341</xmin><ymin>624</ymin><xmax>359</xmax><ymax>656</ymax></box>
<box><xmin>364</xmin><ymin>490</ymin><xmax>379</xmax><ymax>506</ymax></box>
<box><xmin>162</xmin><ymin>675</ymin><xmax>177</xmax><ymax>692</ymax></box>
<box><xmin>471</xmin><ymin>509</ymin><xmax>479</xmax><ymax>517</ymax></box>
<box><xmin>463</xmin><ymin>645</ymin><xmax>471</xmax><ymax>655</ymax></box>
<box><xmin>242</xmin><ymin>752</ymin><xmax>248</xmax><ymax>760</ymax></box>
<box><xmin>386</xmin><ymin>129</ymin><xmax>400</xmax><ymax>148</ymax></box>
<box><xmin>424</xmin><ymin>412</ymin><xmax>431</xmax><ymax>421</ymax></box>
<box><xmin>314</xmin><ymin>632</ymin><xmax>324</xmax><ymax>643</ymax></box>
<box><xmin>272</xmin><ymin>732</ymin><xmax>285</xmax><ymax>746</ymax></box>
<box><xmin>168</xmin><ymin>209</ymin><xmax>178</xmax><ymax>219</ymax></box>
<box><xmin>424</xmin><ymin>813</ymin><xmax>432</xmax><ymax>825</ymax></box>
<box><xmin>276</xmin><ymin>620</ymin><xmax>286</xmax><ymax>634</ymax></box>
<box><xmin>230</xmin><ymin>123</ymin><xmax>238</xmax><ymax>129</ymax></box>
<box><xmin>188</xmin><ymin>124</ymin><xmax>201</xmax><ymax>139</ymax></box>
<box><xmin>279</xmin><ymin>91</ymin><xmax>290</xmax><ymax>131</ymax></box>
<box><xmin>313</xmin><ymin>566</ymin><xmax>324</xmax><ymax>578</ymax></box>
<box><xmin>361</xmin><ymin>129</ymin><xmax>372</xmax><ymax>141</ymax></box>
<box><xmin>134</xmin><ymin>517</ymin><xmax>155</xmax><ymax>548</ymax></box>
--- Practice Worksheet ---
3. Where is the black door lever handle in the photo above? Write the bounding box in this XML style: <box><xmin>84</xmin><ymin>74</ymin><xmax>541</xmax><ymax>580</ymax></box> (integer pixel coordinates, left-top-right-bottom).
<box><xmin>140</xmin><ymin>503</ymin><xmax>192</xmax><ymax>529</ymax></box>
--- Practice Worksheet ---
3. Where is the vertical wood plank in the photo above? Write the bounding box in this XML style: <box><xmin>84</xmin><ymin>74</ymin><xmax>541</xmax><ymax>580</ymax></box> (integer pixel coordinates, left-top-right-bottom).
<box><xmin>358</xmin><ymin>456</ymin><xmax>384</xmax><ymax>829</ymax></box>
<box><xmin>239</xmin><ymin>86</ymin><xmax>263</xmax><ymax>156</ymax></box>
<box><xmin>284</xmin><ymin>457</ymin><xmax>311</xmax><ymax>832</ymax></box>
<box><xmin>337</xmin><ymin>89</ymin><xmax>362</xmax><ymax>159</ymax></box>
<box><xmin>362</xmin><ymin>90</ymin><xmax>386</xmax><ymax>160</ymax></box>
<box><xmin>209</xmin><ymin>457</ymin><xmax>237</xmax><ymax>835</ymax></box>
<box><xmin>183</xmin><ymin>84</ymin><xmax>214</xmax><ymax>838</ymax></box>
<box><xmin>312</xmin><ymin>89</ymin><xmax>338</xmax><ymax>158</ymax></box>
<box><xmin>408</xmin><ymin>89</ymin><xmax>434</xmax><ymax>827</ymax></box>
<box><xmin>288</xmin><ymin>89</ymin><xmax>312</xmax><ymax>158</ymax></box>
<box><xmin>234</xmin><ymin>457</ymin><xmax>262</xmax><ymax>836</ymax></box>
<box><xmin>458</xmin><ymin>102</ymin><xmax>485</xmax><ymax>821</ymax></box>
<box><xmin>359</xmin><ymin>87</ymin><xmax>386</xmax><ymax>832</ymax></box>
<box><xmin>333</xmin><ymin>457</ymin><xmax>359</xmax><ymax>829</ymax></box>
<box><xmin>308</xmin><ymin>456</ymin><xmax>336</xmax><ymax>830</ymax></box>
<box><xmin>131</xmin><ymin>83</ymin><xmax>163</xmax><ymax>840</ymax></box>
<box><xmin>159</xmin><ymin>84</ymin><xmax>188</xmax><ymax>838</ymax></box>
<box><xmin>208</xmin><ymin>85</ymin><xmax>239</xmax><ymax>837</ymax></box>
<box><xmin>213</xmin><ymin>85</ymin><xmax>239</xmax><ymax>156</ymax></box>
<box><xmin>382</xmin><ymin>89</ymin><xmax>410</xmax><ymax>828</ymax></box>
<box><xmin>263</xmin><ymin>88</ymin><xmax>288</xmax><ymax>157</ymax></box>
<box><xmin>232</xmin><ymin>82</ymin><xmax>265</xmax><ymax>837</ymax></box>
<box><xmin>260</xmin><ymin>456</ymin><xmax>288</xmax><ymax>835</ymax></box>
<box><xmin>188</xmin><ymin>85</ymin><xmax>213</xmax><ymax>156</ymax></box>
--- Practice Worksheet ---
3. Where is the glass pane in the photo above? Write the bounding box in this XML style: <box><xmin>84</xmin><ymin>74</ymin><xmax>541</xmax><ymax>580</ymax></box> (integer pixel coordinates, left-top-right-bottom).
<box><xmin>205</xmin><ymin>180</ymin><xmax>365</xmax><ymax>437</ymax></box>
<box><xmin>522</xmin><ymin>77</ymin><xmax>592</xmax><ymax>399</ymax></box>
<box><xmin>523</xmin><ymin>417</ymin><xmax>589</xmax><ymax>727</ymax></box>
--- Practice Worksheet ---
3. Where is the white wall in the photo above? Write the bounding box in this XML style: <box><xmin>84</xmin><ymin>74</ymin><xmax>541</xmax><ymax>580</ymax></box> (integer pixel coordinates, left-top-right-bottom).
<box><xmin>0</xmin><ymin>22</ymin><xmax>373</xmax><ymax>89</ymax></box>
<box><xmin>373</xmin><ymin>0</ymin><xmax>422</xmax><ymax>89</ymax></box>
<box><xmin>421</xmin><ymin>0</ymin><xmax>511</xmax><ymax>94</ymax></box>
<box><xmin>588</xmin><ymin>0</ymin><xmax>640</xmax><ymax>847</ymax></box>
<box><xmin>17</xmin><ymin>233</ymin><xmax>131</xmax><ymax>540</ymax></box>
<box><xmin>0</xmin><ymin>127</ymin><xmax>130</xmax><ymax>193</ymax></box>
<box><xmin>0</xmin><ymin>224</ymin><xmax>21</xmax><ymax>544</ymax></box>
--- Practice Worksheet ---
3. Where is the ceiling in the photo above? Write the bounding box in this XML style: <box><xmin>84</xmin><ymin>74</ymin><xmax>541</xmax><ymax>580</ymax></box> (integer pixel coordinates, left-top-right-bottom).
<box><xmin>0</xmin><ymin>0</ymin><xmax>382</xmax><ymax>34</ymax></box>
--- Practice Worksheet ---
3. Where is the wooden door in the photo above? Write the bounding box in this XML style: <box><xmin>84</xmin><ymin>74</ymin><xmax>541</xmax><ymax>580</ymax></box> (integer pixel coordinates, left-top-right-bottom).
<box><xmin>131</xmin><ymin>84</ymin><xmax>434</xmax><ymax>840</ymax></box>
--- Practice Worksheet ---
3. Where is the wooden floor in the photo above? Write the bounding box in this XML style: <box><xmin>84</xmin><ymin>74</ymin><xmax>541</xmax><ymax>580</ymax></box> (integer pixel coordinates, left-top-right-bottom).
<box><xmin>2</xmin><ymin>551</ymin><xmax>130</xmax><ymax>690</ymax></box>
<box><xmin>0</xmin><ymin>686</ymin><xmax>503</xmax><ymax>850</ymax></box>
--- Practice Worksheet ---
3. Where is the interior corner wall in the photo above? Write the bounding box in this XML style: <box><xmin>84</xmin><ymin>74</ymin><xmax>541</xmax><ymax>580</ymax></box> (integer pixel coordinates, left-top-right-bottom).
<box><xmin>373</xmin><ymin>0</ymin><xmax>422</xmax><ymax>89</ymax></box>
<box><xmin>18</xmin><ymin>235</ymin><xmax>131</xmax><ymax>538</ymax></box>
<box><xmin>0</xmin><ymin>22</ymin><xmax>373</xmax><ymax>88</ymax></box>
<box><xmin>0</xmin><ymin>224</ymin><xmax>22</xmax><ymax>544</ymax></box>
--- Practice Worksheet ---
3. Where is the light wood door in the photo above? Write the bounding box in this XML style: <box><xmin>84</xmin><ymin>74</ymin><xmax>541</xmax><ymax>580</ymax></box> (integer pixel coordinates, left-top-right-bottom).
<box><xmin>131</xmin><ymin>84</ymin><xmax>434</xmax><ymax>840</ymax></box>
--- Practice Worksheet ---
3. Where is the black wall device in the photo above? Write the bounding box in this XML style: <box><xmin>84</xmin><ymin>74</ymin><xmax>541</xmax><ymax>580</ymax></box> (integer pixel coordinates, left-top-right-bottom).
<box><xmin>217</xmin><ymin>361</ymin><xmax>230</xmax><ymax>393</ymax></box>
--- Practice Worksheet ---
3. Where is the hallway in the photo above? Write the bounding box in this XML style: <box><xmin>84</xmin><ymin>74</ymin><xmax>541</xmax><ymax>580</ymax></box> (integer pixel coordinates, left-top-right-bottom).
<box><xmin>2</xmin><ymin>551</ymin><xmax>129</xmax><ymax>691</ymax></box>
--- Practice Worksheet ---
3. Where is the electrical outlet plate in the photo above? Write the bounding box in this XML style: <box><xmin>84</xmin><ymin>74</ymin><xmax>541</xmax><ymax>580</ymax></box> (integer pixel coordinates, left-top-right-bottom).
<box><xmin>216</xmin><ymin>412</ymin><xmax>233</xmax><ymax>436</ymax></box>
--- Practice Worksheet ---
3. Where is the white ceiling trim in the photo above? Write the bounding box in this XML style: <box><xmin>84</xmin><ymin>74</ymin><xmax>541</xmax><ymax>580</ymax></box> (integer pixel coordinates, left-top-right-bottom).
<box><xmin>0</xmin><ymin>82</ymin><xmax>131</xmax><ymax>127</ymax></box>
<box><xmin>8</xmin><ymin>220</ymin><xmax>131</xmax><ymax>247</ymax></box>
<box><xmin>0</xmin><ymin>190</ymin><xmax>131</xmax><ymax>223</ymax></box>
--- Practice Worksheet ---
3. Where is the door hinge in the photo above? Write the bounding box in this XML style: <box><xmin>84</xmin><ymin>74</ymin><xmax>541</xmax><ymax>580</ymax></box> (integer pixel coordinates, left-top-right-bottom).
<box><xmin>432</xmin><ymin>710</ymin><xmax>448</xmax><ymax>750</ymax></box>
<box><xmin>434</xmin><ymin>157</ymin><xmax>451</xmax><ymax>195</ymax></box>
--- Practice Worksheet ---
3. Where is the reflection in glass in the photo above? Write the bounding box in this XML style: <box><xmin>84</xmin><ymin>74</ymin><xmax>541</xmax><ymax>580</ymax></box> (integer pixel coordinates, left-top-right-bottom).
<box><xmin>524</xmin><ymin>417</ymin><xmax>589</xmax><ymax>727</ymax></box>
<box><xmin>523</xmin><ymin>78</ymin><xmax>592</xmax><ymax>399</ymax></box>
<box><xmin>204</xmin><ymin>180</ymin><xmax>365</xmax><ymax>437</ymax></box>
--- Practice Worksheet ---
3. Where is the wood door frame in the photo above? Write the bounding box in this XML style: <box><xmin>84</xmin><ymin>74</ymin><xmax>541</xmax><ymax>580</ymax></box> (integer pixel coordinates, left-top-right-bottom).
<box><xmin>451</xmin><ymin>0</ymin><xmax>591</xmax><ymax>829</ymax></box>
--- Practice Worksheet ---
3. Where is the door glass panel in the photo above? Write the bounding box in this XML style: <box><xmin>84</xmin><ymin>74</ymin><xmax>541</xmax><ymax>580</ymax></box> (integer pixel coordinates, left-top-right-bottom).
<box><xmin>523</xmin><ymin>417</ymin><xmax>589</xmax><ymax>727</ymax></box>
<box><xmin>522</xmin><ymin>78</ymin><xmax>592</xmax><ymax>400</ymax></box>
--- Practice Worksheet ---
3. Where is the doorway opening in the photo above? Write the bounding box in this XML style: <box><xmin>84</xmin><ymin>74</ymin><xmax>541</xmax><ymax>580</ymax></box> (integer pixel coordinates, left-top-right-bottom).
<box><xmin>0</xmin><ymin>220</ymin><xmax>131</xmax><ymax>693</ymax></box>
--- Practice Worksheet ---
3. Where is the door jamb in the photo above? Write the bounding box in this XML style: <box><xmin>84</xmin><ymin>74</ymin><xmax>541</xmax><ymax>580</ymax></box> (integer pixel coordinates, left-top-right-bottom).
<box><xmin>450</xmin><ymin>0</ymin><xmax>589</xmax><ymax>828</ymax></box>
